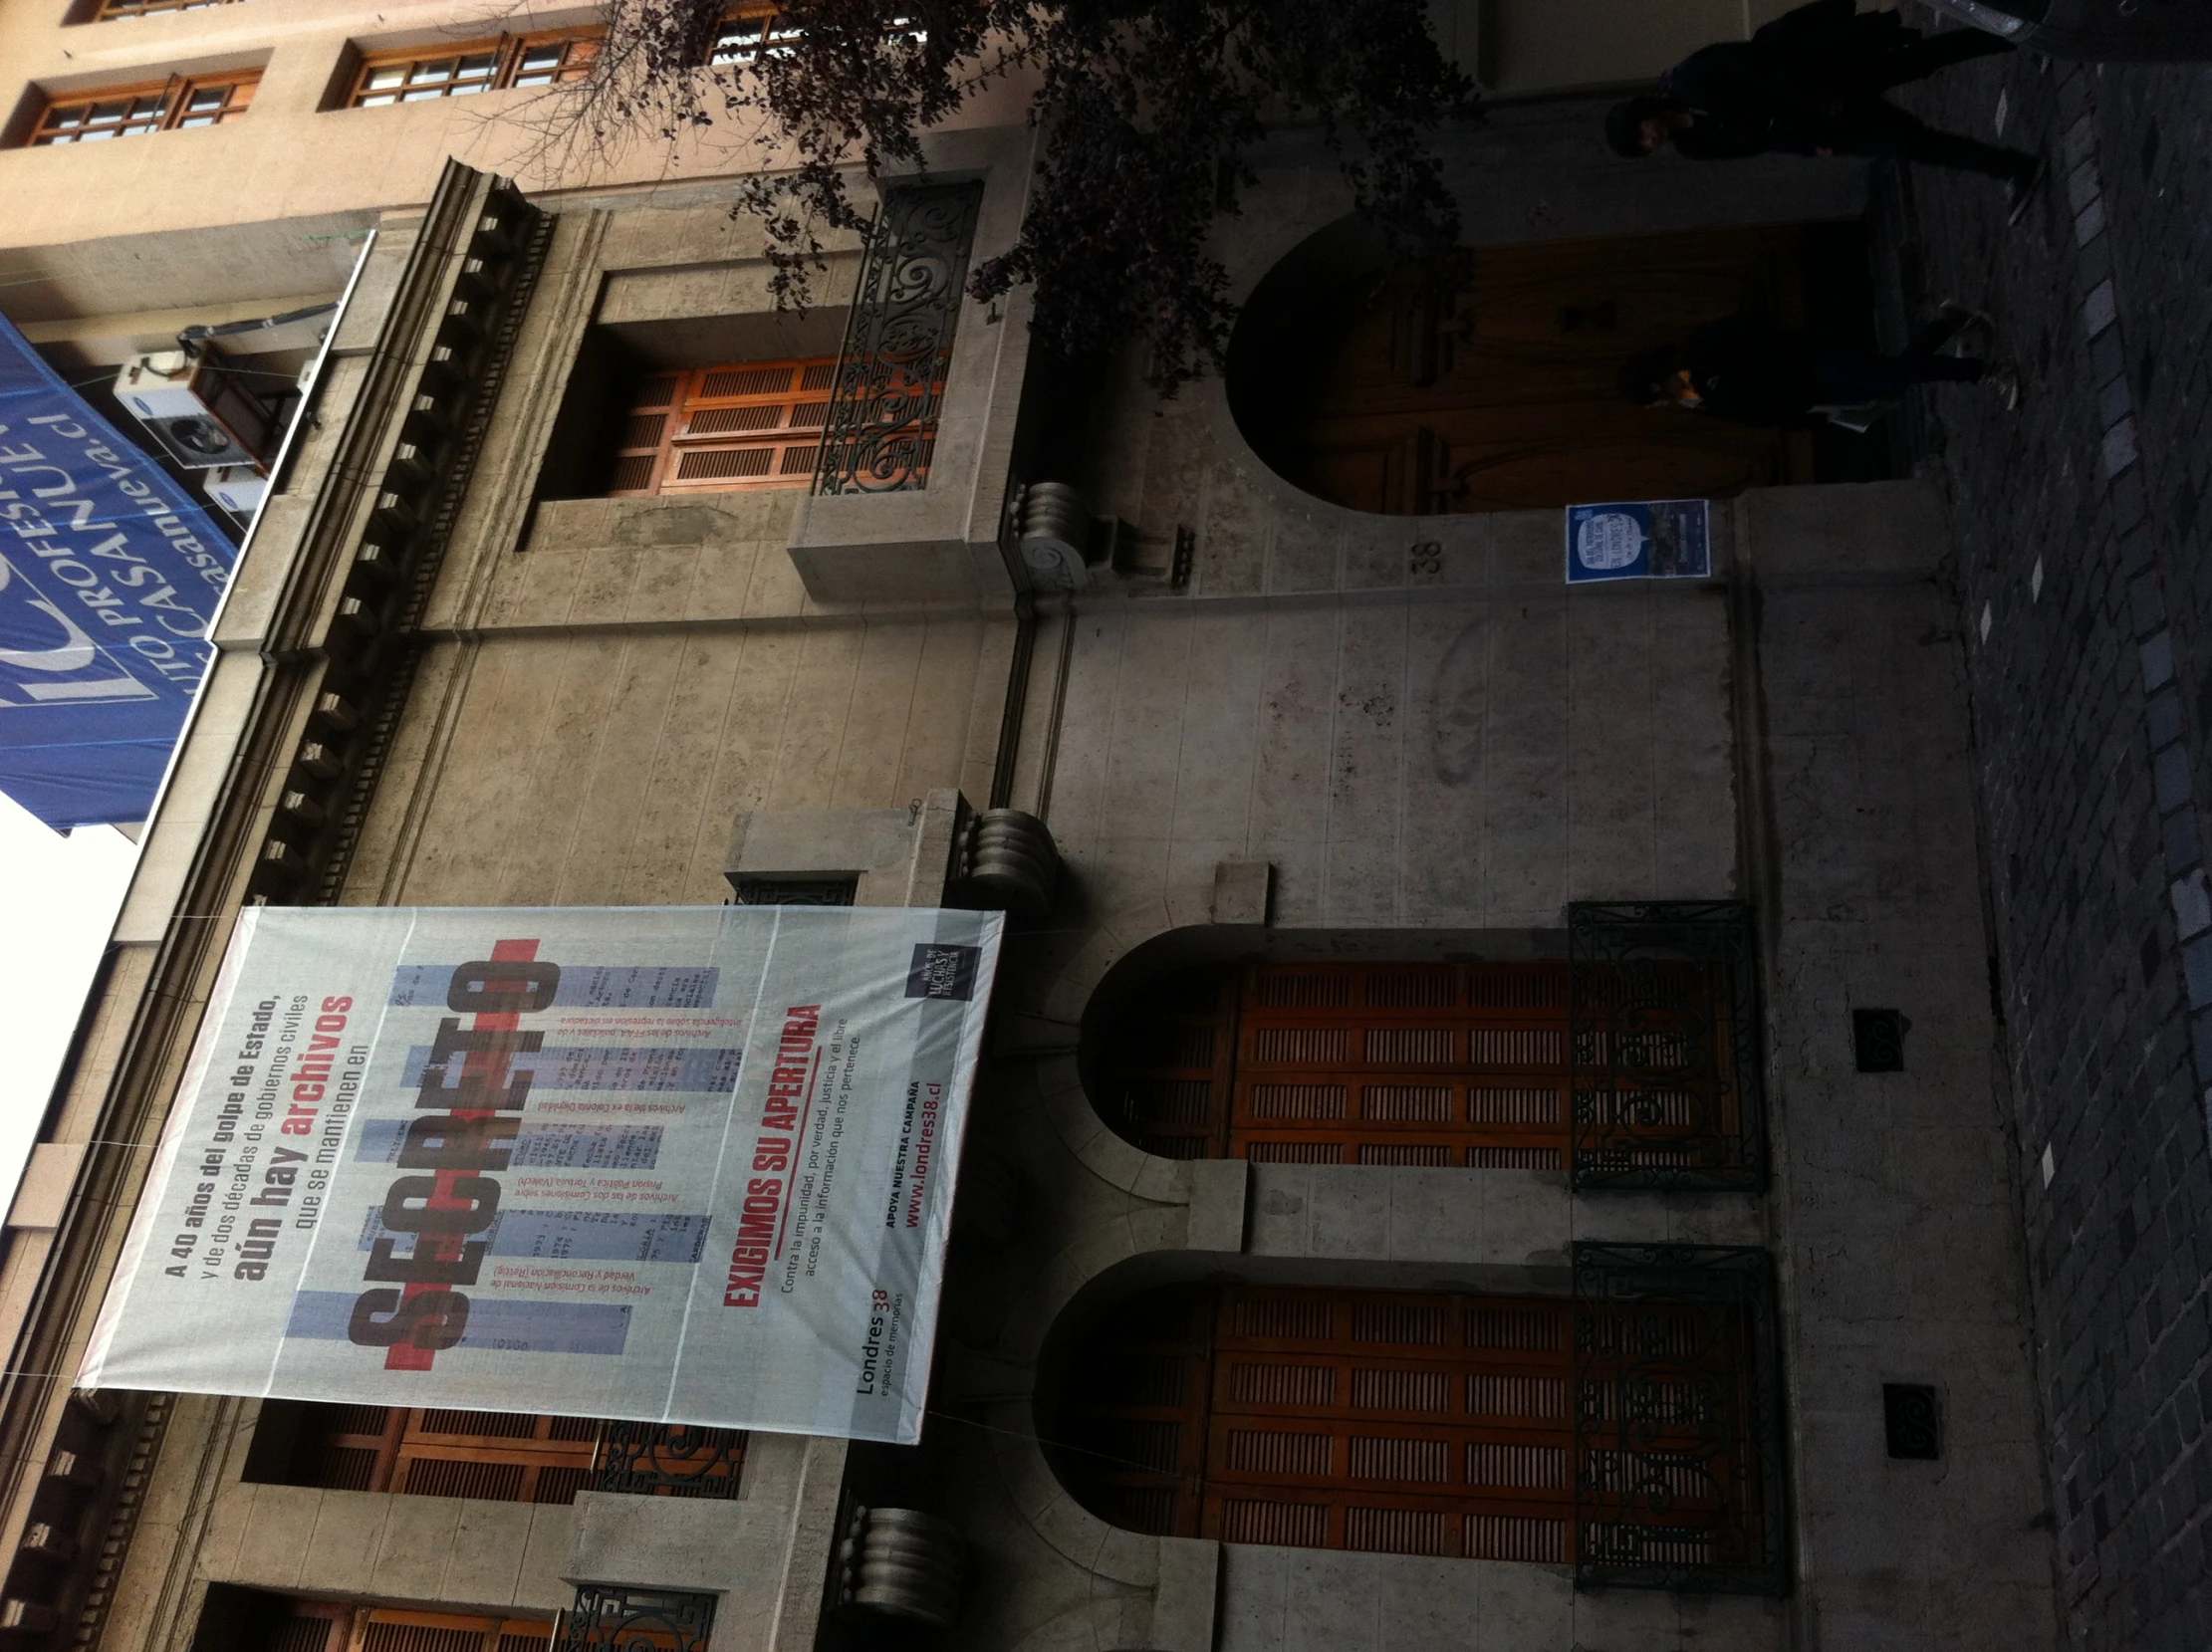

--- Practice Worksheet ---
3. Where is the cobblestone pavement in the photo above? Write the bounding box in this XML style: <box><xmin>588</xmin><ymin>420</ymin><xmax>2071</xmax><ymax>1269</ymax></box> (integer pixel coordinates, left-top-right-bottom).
<box><xmin>1878</xmin><ymin>16</ymin><xmax>2212</xmax><ymax>1651</ymax></box>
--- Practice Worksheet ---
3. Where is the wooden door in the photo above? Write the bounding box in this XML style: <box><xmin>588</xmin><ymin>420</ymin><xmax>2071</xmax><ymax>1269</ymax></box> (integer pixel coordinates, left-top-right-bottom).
<box><xmin>1058</xmin><ymin>1285</ymin><xmax>1573</xmax><ymax>1562</ymax></box>
<box><xmin>1201</xmin><ymin>1287</ymin><xmax>1572</xmax><ymax>1560</ymax></box>
<box><xmin>1113</xmin><ymin>961</ymin><xmax>1570</xmax><ymax>1167</ymax></box>
<box><xmin>1277</xmin><ymin>227</ymin><xmax>1813</xmax><ymax>513</ymax></box>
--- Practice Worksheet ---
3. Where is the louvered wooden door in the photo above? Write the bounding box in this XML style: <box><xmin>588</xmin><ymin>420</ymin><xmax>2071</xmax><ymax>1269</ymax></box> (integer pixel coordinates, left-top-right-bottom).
<box><xmin>297</xmin><ymin>1405</ymin><xmax>599</xmax><ymax>1504</ymax></box>
<box><xmin>610</xmin><ymin>358</ymin><xmax>836</xmax><ymax>494</ymax></box>
<box><xmin>1279</xmin><ymin>227</ymin><xmax>1811</xmax><ymax>514</ymax></box>
<box><xmin>267</xmin><ymin>1605</ymin><xmax>553</xmax><ymax>1652</ymax></box>
<box><xmin>1116</xmin><ymin>962</ymin><xmax>1570</xmax><ymax>1167</ymax></box>
<box><xmin>1203</xmin><ymin>1288</ymin><xmax>1571</xmax><ymax>1560</ymax></box>
<box><xmin>1060</xmin><ymin>1285</ymin><xmax>1573</xmax><ymax>1563</ymax></box>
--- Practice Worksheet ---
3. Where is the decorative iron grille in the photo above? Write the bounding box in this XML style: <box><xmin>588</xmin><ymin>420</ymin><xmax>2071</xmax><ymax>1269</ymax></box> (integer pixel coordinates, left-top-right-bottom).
<box><xmin>814</xmin><ymin>180</ymin><xmax>984</xmax><ymax>495</ymax></box>
<box><xmin>730</xmin><ymin>875</ymin><xmax>857</xmax><ymax>907</ymax></box>
<box><xmin>1571</xmin><ymin>1243</ymin><xmax>1786</xmax><ymax>1596</ymax></box>
<box><xmin>561</xmin><ymin>1586</ymin><xmax>714</xmax><ymax>1652</ymax></box>
<box><xmin>595</xmin><ymin>1421</ymin><xmax>746</xmax><ymax>1498</ymax></box>
<box><xmin>1567</xmin><ymin>900</ymin><xmax>1767</xmax><ymax>1191</ymax></box>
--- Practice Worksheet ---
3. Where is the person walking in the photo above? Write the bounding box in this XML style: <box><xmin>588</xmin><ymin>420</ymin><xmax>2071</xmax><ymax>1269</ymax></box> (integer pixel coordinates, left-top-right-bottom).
<box><xmin>1616</xmin><ymin>306</ymin><xmax>2019</xmax><ymax>428</ymax></box>
<box><xmin>1606</xmin><ymin>0</ymin><xmax>2045</xmax><ymax>220</ymax></box>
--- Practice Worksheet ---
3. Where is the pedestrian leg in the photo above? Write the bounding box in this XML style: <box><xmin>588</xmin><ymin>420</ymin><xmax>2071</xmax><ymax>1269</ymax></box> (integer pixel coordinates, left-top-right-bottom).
<box><xmin>1871</xmin><ymin>29</ymin><xmax>2016</xmax><ymax>90</ymax></box>
<box><xmin>1814</xmin><ymin>352</ymin><xmax>1986</xmax><ymax>403</ymax></box>
<box><xmin>1831</xmin><ymin>102</ymin><xmax>2039</xmax><ymax>183</ymax></box>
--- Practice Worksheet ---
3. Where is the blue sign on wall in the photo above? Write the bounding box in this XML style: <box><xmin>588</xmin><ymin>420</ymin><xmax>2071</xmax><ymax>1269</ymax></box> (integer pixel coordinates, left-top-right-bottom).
<box><xmin>0</xmin><ymin>317</ymin><xmax>236</xmax><ymax>828</ymax></box>
<box><xmin>1565</xmin><ymin>498</ymin><xmax>1712</xmax><ymax>584</ymax></box>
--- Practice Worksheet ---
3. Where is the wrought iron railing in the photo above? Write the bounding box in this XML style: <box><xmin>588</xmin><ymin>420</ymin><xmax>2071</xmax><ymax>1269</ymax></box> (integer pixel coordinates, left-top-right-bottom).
<box><xmin>1571</xmin><ymin>1243</ymin><xmax>1786</xmax><ymax>1595</ymax></box>
<box><xmin>560</xmin><ymin>1585</ymin><xmax>715</xmax><ymax>1652</ymax></box>
<box><xmin>1567</xmin><ymin>900</ymin><xmax>1767</xmax><ymax>1191</ymax></box>
<box><xmin>594</xmin><ymin>1421</ymin><xmax>747</xmax><ymax>1499</ymax></box>
<box><xmin>814</xmin><ymin>180</ymin><xmax>984</xmax><ymax>495</ymax></box>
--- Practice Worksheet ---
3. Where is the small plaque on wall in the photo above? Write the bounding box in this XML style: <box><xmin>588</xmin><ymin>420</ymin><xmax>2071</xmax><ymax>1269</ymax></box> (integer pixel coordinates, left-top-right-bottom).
<box><xmin>1566</xmin><ymin>498</ymin><xmax>1712</xmax><ymax>583</ymax></box>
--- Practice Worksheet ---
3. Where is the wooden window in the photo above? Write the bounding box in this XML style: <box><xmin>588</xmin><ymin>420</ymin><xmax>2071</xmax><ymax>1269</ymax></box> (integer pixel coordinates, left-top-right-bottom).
<box><xmin>610</xmin><ymin>359</ymin><xmax>837</xmax><ymax>495</ymax></box>
<box><xmin>1113</xmin><ymin>961</ymin><xmax>1573</xmax><ymax>1168</ymax></box>
<box><xmin>707</xmin><ymin>4</ymin><xmax>926</xmax><ymax>64</ymax></box>
<box><xmin>1062</xmin><ymin>1285</ymin><xmax>1576</xmax><ymax>1561</ymax></box>
<box><xmin>256</xmin><ymin>1601</ymin><xmax>554</xmax><ymax>1652</ymax></box>
<box><xmin>29</xmin><ymin>70</ymin><xmax>257</xmax><ymax>143</ymax></box>
<box><xmin>350</xmin><ymin>34</ymin><xmax>600</xmax><ymax>108</ymax></box>
<box><xmin>711</xmin><ymin>6</ymin><xmax>804</xmax><ymax>66</ymax></box>
<box><xmin>1061</xmin><ymin>1281</ymin><xmax>1772</xmax><ymax>1572</ymax></box>
<box><xmin>94</xmin><ymin>0</ymin><xmax>239</xmax><ymax>18</ymax></box>
<box><xmin>288</xmin><ymin>1404</ymin><xmax>601</xmax><ymax>1506</ymax></box>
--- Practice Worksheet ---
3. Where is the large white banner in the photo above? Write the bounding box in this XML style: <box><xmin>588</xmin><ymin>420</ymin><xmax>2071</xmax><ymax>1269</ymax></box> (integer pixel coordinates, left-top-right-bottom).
<box><xmin>83</xmin><ymin>905</ymin><xmax>1001</xmax><ymax>1444</ymax></box>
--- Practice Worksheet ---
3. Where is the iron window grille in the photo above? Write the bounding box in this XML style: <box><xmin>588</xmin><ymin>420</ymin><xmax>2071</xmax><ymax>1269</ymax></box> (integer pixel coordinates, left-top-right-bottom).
<box><xmin>29</xmin><ymin>70</ymin><xmax>258</xmax><ymax>143</ymax></box>
<box><xmin>1567</xmin><ymin>900</ymin><xmax>1768</xmax><ymax>1191</ymax></box>
<box><xmin>560</xmin><ymin>1588</ymin><xmax>714</xmax><ymax>1652</ymax></box>
<box><xmin>350</xmin><ymin>33</ymin><xmax>600</xmax><ymax>107</ymax></box>
<box><xmin>1851</xmin><ymin>1008</ymin><xmax>1908</xmax><ymax>1071</ymax></box>
<box><xmin>814</xmin><ymin>180</ymin><xmax>984</xmax><ymax>495</ymax></box>
<box><xmin>1571</xmin><ymin>1243</ymin><xmax>1787</xmax><ymax>1596</ymax></box>
<box><xmin>594</xmin><ymin>1422</ymin><xmax>747</xmax><ymax>1498</ymax></box>
<box><xmin>1881</xmin><ymin>1383</ymin><xmax>1941</xmax><ymax>1460</ymax></box>
<box><xmin>730</xmin><ymin>876</ymin><xmax>857</xmax><ymax>907</ymax></box>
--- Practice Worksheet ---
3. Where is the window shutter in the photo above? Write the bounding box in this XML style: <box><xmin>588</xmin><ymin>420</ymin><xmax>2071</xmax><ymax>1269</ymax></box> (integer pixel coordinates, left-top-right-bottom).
<box><xmin>610</xmin><ymin>359</ymin><xmax>837</xmax><ymax>496</ymax></box>
<box><xmin>287</xmin><ymin>1405</ymin><xmax>599</xmax><ymax>1506</ymax></box>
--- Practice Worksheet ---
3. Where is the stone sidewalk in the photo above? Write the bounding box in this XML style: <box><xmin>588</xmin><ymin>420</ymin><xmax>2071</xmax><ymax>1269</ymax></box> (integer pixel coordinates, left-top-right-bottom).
<box><xmin>1878</xmin><ymin>19</ymin><xmax>2212</xmax><ymax>1652</ymax></box>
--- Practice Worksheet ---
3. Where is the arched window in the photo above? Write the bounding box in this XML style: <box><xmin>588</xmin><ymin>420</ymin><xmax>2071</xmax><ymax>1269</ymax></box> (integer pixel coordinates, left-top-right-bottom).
<box><xmin>1049</xmin><ymin>1253</ymin><xmax>1783</xmax><ymax>1591</ymax></box>
<box><xmin>1101</xmin><ymin>905</ymin><xmax>1767</xmax><ymax>1191</ymax></box>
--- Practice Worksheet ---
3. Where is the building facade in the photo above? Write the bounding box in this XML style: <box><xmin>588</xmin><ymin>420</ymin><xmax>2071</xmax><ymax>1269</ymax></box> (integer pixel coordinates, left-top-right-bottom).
<box><xmin>0</xmin><ymin>4</ymin><xmax>2079</xmax><ymax>1651</ymax></box>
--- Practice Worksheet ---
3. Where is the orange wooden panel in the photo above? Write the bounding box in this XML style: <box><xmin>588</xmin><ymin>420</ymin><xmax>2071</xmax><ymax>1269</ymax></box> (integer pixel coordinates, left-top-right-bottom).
<box><xmin>1198</xmin><ymin>1287</ymin><xmax>1574</xmax><ymax>1557</ymax></box>
<box><xmin>610</xmin><ymin>358</ymin><xmax>836</xmax><ymax>496</ymax></box>
<box><xmin>296</xmin><ymin>1406</ymin><xmax>599</xmax><ymax>1506</ymax></box>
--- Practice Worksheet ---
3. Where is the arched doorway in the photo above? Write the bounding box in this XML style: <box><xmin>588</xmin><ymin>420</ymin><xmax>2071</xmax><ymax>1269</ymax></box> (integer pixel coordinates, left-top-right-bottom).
<box><xmin>1229</xmin><ymin>222</ymin><xmax>1886</xmax><ymax>514</ymax></box>
<box><xmin>1105</xmin><ymin>959</ymin><xmax>1573</xmax><ymax>1168</ymax></box>
<box><xmin>1044</xmin><ymin>1272</ymin><xmax>1780</xmax><ymax>1579</ymax></box>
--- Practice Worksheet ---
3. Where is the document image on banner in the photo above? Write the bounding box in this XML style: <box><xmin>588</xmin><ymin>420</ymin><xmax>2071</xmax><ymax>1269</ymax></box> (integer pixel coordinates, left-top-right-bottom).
<box><xmin>1565</xmin><ymin>498</ymin><xmax>1712</xmax><ymax>583</ymax></box>
<box><xmin>82</xmin><ymin>905</ymin><xmax>1003</xmax><ymax>1444</ymax></box>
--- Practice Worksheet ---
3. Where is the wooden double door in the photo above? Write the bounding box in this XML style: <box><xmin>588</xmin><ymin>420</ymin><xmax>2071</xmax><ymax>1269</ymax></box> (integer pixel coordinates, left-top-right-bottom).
<box><xmin>1265</xmin><ymin>226</ymin><xmax>1817</xmax><ymax>513</ymax></box>
<box><xmin>1058</xmin><ymin>1283</ymin><xmax>1768</xmax><ymax>1567</ymax></box>
<box><xmin>1114</xmin><ymin>960</ymin><xmax>1573</xmax><ymax>1169</ymax></box>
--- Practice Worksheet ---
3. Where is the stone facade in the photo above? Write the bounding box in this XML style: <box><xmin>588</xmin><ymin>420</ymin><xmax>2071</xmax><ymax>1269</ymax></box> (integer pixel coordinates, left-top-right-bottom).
<box><xmin>0</xmin><ymin>9</ymin><xmax>2125</xmax><ymax>1652</ymax></box>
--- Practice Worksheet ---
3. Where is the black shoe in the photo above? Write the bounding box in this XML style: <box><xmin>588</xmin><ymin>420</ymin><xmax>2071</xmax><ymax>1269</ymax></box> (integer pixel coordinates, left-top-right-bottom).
<box><xmin>2007</xmin><ymin>155</ymin><xmax>2048</xmax><ymax>226</ymax></box>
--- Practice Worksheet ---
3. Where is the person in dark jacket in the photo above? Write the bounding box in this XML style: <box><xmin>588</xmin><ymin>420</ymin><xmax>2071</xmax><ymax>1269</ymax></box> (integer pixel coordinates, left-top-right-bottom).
<box><xmin>1617</xmin><ymin>307</ymin><xmax>2017</xmax><ymax>427</ymax></box>
<box><xmin>1606</xmin><ymin>0</ymin><xmax>2044</xmax><ymax>218</ymax></box>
